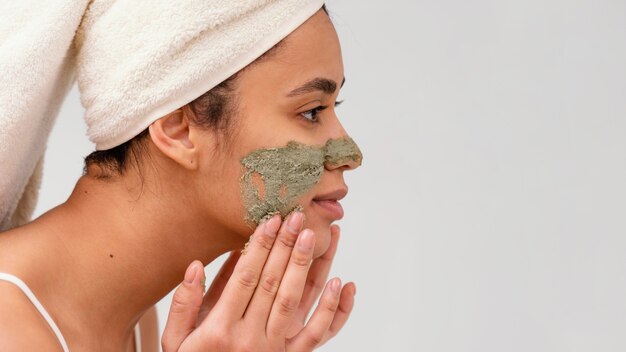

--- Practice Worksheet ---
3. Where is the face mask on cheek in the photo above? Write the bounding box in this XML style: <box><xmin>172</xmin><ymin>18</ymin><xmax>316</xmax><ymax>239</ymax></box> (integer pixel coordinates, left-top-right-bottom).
<box><xmin>240</xmin><ymin>137</ymin><xmax>362</xmax><ymax>226</ymax></box>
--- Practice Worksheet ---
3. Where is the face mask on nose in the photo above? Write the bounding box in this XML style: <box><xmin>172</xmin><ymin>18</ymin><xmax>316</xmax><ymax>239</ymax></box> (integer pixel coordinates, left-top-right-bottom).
<box><xmin>240</xmin><ymin>137</ymin><xmax>362</xmax><ymax>225</ymax></box>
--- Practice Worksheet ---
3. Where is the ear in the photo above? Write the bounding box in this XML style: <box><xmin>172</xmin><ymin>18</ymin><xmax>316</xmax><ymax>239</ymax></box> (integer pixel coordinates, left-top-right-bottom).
<box><xmin>148</xmin><ymin>109</ymin><xmax>199</xmax><ymax>170</ymax></box>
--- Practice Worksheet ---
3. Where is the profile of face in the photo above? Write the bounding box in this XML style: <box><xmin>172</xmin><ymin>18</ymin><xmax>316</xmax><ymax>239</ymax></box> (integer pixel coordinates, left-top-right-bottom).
<box><xmin>187</xmin><ymin>9</ymin><xmax>361</xmax><ymax>258</ymax></box>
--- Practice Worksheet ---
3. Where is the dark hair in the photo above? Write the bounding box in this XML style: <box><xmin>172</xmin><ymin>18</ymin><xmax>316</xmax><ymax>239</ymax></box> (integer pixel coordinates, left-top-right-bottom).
<box><xmin>83</xmin><ymin>45</ymin><xmax>279</xmax><ymax>178</ymax></box>
<box><xmin>84</xmin><ymin>5</ymin><xmax>329</xmax><ymax>178</ymax></box>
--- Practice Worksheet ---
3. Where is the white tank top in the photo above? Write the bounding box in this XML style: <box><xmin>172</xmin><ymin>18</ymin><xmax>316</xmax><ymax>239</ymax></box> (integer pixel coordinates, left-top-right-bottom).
<box><xmin>0</xmin><ymin>272</ymin><xmax>142</xmax><ymax>352</ymax></box>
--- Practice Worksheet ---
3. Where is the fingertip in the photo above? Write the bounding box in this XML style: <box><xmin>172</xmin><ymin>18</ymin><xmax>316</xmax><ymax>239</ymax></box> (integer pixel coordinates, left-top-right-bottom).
<box><xmin>345</xmin><ymin>281</ymin><xmax>356</xmax><ymax>296</ymax></box>
<box><xmin>286</xmin><ymin>210</ymin><xmax>305</xmax><ymax>234</ymax></box>
<box><xmin>264</xmin><ymin>214</ymin><xmax>282</xmax><ymax>234</ymax></box>
<box><xmin>194</xmin><ymin>261</ymin><xmax>206</xmax><ymax>284</ymax></box>
<box><xmin>330</xmin><ymin>277</ymin><xmax>342</xmax><ymax>296</ymax></box>
<box><xmin>184</xmin><ymin>260</ymin><xmax>203</xmax><ymax>284</ymax></box>
<box><xmin>337</xmin><ymin>282</ymin><xmax>356</xmax><ymax>314</ymax></box>
<box><xmin>297</xmin><ymin>228</ymin><xmax>316</xmax><ymax>252</ymax></box>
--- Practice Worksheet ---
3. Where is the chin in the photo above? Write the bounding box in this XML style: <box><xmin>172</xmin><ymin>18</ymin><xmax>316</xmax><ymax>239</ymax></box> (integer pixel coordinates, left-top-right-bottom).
<box><xmin>303</xmin><ymin>205</ymin><xmax>335</xmax><ymax>259</ymax></box>
<box><xmin>311</xmin><ymin>224</ymin><xmax>332</xmax><ymax>259</ymax></box>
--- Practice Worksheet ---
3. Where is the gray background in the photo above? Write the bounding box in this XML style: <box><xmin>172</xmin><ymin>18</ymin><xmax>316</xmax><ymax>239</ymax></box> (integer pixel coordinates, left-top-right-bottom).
<box><xmin>34</xmin><ymin>0</ymin><xmax>626</xmax><ymax>351</ymax></box>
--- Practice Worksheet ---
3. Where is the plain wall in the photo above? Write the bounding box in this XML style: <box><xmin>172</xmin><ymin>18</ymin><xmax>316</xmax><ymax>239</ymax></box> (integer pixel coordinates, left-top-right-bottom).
<box><xmin>34</xmin><ymin>0</ymin><xmax>626</xmax><ymax>351</ymax></box>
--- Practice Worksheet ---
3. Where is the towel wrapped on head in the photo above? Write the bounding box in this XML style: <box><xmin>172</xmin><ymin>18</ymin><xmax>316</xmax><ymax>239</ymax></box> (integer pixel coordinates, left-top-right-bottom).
<box><xmin>78</xmin><ymin>0</ymin><xmax>325</xmax><ymax>150</ymax></box>
<box><xmin>0</xmin><ymin>0</ymin><xmax>325</xmax><ymax>230</ymax></box>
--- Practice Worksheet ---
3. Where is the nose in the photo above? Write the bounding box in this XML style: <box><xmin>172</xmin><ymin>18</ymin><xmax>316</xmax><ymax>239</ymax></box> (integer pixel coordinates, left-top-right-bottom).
<box><xmin>323</xmin><ymin>135</ymin><xmax>363</xmax><ymax>171</ymax></box>
<box><xmin>323</xmin><ymin>110</ymin><xmax>363</xmax><ymax>171</ymax></box>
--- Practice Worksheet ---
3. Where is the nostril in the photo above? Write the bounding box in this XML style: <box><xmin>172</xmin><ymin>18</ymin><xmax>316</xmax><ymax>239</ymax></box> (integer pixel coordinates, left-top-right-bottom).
<box><xmin>323</xmin><ymin>136</ymin><xmax>363</xmax><ymax>170</ymax></box>
<box><xmin>324</xmin><ymin>156</ymin><xmax>361</xmax><ymax>171</ymax></box>
<box><xmin>346</xmin><ymin>155</ymin><xmax>362</xmax><ymax>169</ymax></box>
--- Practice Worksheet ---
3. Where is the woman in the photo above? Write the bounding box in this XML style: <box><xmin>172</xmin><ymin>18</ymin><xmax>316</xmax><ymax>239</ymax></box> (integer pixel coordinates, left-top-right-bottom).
<box><xmin>0</xmin><ymin>2</ymin><xmax>360</xmax><ymax>351</ymax></box>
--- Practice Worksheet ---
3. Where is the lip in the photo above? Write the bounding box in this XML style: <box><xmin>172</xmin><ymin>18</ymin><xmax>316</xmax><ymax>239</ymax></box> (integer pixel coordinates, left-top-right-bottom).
<box><xmin>312</xmin><ymin>199</ymin><xmax>344</xmax><ymax>220</ymax></box>
<box><xmin>312</xmin><ymin>188</ymin><xmax>348</xmax><ymax>220</ymax></box>
<box><xmin>313</xmin><ymin>188</ymin><xmax>348</xmax><ymax>202</ymax></box>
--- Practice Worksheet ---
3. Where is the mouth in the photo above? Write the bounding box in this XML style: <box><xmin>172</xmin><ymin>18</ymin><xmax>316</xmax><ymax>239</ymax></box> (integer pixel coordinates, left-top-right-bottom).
<box><xmin>312</xmin><ymin>188</ymin><xmax>348</xmax><ymax>220</ymax></box>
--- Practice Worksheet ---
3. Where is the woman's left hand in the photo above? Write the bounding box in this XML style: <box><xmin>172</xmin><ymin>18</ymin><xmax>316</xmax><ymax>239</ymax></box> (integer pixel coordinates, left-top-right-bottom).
<box><xmin>198</xmin><ymin>224</ymin><xmax>355</xmax><ymax>347</ymax></box>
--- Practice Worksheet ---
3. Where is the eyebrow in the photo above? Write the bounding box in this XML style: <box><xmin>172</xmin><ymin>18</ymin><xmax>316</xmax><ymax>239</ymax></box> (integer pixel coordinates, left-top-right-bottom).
<box><xmin>286</xmin><ymin>77</ymin><xmax>346</xmax><ymax>97</ymax></box>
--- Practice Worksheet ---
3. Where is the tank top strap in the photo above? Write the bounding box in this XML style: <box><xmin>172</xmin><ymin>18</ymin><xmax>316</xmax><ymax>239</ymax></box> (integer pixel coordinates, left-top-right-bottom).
<box><xmin>0</xmin><ymin>272</ymin><xmax>70</xmax><ymax>352</ymax></box>
<box><xmin>134</xmin><ymin>322</ymin><xmax>142</xmax><ymax>352</ymax></box>
<box><xmin>0</xmin><ymin>272</ymin><xmax>142</xmax><ymax>351</ymax></box>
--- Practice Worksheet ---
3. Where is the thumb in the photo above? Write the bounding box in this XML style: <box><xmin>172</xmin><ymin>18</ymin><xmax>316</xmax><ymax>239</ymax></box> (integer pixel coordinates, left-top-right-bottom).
<box><xmin>162</xmin><ymin>260</ymin><xmax>205</xmax><ymax>352</ymax></box>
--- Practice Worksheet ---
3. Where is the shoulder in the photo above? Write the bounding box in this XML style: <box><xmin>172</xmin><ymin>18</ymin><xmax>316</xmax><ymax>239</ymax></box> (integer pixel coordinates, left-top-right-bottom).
<box><xmin>0</xmin><ymin>280</ymin><xmax>65</xmax><ymax>351</ymax></box>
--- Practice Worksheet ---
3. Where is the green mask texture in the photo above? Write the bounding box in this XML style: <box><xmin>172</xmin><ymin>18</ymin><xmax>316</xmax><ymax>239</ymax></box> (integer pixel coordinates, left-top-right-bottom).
<box><xmin>240</xmin><ymin>137</ymin><xmax>362</xmax><ymax>225</ymax></box>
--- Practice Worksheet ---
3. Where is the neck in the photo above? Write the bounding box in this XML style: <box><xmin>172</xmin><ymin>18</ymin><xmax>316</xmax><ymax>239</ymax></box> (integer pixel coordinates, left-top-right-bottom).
<box><xmin>34</xmin><ymin>172</ymin><xmax>246</xmax><ymax>346</ymax></box>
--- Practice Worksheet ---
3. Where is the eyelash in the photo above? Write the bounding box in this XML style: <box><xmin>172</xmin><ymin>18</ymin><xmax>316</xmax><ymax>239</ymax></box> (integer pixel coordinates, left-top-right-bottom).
<box><xmin>299</xmin><ymin>100</ymin><xmax>344</xmax><ymax>123</ymax></box>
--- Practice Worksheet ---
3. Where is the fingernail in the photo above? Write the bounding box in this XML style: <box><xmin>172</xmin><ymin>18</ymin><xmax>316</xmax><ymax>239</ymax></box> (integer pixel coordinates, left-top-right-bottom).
<box><xmin>330</xmin><ymin>278</ymin><xmax>341</xmax><ymax>295</ymax></box>
<box><xmin>201</xmin><ymin>277</ymin><xmax>206</xmax><ymax>293</ymax></box>
<box><xmin>287</xmin><ymin>211</ymin><xmax>304</xmax><ymax>233</ymax></box>
<box><xmin>297</xmin><ymin>229</ymin><xmax>315</xmax><ymax>252</ymax></box>
<box><xmin>184</xmin><ymin>262</ymin><xmax>199</xmax><ymax>284</ymax></box>
<box><xmin>264</xmin><ymin>215</ymin><xmax>281</xmax><ymax>235</ymax></box>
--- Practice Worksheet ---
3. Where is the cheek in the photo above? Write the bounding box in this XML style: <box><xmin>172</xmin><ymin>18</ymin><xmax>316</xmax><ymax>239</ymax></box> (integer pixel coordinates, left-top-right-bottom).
<box><xmin>238</xmin><ymin>137</ymin><xmax>361</xmax><ymax>230</ymax></box>
<box><xmin>240</xmin><ymin>142</ymin><xmax>325</xmax><ymax>225</ymax></box>
<box><xmin>198</xmin><ymin>155</ymin><xmax>251</xmax><ymax>241</ymax></box>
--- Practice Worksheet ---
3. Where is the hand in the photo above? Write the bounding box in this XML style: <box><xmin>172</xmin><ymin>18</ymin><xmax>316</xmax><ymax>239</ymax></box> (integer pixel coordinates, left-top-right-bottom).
<box><xmin>284</xmin><ymin>224</ymin><xmax>356</xmax><ymax>341</ymax></box>
<box><xmin>200</xmin><ymin>224</ymin><xmax>356</xmax><ymax>343</ymax></box>
<box><xmin>161</xmin><ymin>213</ymin><xmax>356</xmax><ymax>351</ymax></box>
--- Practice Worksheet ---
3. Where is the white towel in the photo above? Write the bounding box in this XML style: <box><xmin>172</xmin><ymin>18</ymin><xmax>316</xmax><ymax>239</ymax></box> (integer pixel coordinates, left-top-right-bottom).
<box><xmin>0</xmin><ymin>1</ymin><xmax>90</xmax><ymax>231</ymax></box>
<box><xmin>0</xmin><ymin>0</ymin><xmax>325</xmax><ymax>230</ymax></box>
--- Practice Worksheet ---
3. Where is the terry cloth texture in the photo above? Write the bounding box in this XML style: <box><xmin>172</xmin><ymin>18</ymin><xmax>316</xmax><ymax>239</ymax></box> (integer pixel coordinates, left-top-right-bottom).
<box><xmin>0</xmin><ymin>1</ymin><xmax>90</xmax><ymax>231</ymax></box>
<box><xmin>0</xmin><ymin>0</ymin><xmax>325</xmax><ymax>230</ymax></box>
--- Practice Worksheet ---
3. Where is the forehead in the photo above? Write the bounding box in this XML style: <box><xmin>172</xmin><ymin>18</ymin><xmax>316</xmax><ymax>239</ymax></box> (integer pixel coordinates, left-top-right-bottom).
<box><xmin>239</xmin><ymin>10</ymin><xmax>344</xmax><ymax>93</ymax></box>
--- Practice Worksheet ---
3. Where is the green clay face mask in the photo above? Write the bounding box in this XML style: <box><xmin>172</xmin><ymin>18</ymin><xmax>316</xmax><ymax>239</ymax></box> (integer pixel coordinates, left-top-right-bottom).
<box><xmin>240</xmin><ymin>137</ymin><xmax>363</xmax><ymax>225</ymax></box>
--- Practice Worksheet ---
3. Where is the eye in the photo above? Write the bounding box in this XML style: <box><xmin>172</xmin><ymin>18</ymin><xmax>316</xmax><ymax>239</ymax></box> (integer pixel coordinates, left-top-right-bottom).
<box><xmin>298</xmin><ymin>100</ymin><xmax>344</xmax><ymax>123</ymax></box>
<box><xmin>300</xmin><ymin>106</ymin><xmax>327</xmax><ymax>123</ymax></box>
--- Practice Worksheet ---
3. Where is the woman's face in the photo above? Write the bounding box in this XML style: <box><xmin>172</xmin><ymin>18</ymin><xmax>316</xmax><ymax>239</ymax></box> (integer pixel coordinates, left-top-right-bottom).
<box><xmin>194</xmin><ymin>9</ymin><xmax>361</xmax><ymax>258</ymax></box>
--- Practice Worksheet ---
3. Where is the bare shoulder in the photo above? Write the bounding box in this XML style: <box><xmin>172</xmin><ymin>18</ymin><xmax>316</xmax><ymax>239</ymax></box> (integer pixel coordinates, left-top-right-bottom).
<box><xmin>0</xmin><ymin>281</ymin><xmax>65</xmax><ymax>351</ymax></box>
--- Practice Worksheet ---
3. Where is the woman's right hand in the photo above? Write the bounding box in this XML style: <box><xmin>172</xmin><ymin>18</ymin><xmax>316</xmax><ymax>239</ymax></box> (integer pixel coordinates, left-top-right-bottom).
<box><xmin>161</xmin><ymin>213</ymin><xmax>355</xmax><ymax>351</ymax></box>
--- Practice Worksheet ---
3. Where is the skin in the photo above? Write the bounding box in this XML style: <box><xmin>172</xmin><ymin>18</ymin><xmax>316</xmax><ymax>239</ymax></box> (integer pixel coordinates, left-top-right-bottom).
<box><xmin>240</xmin><ymin>137</ymin><xmax>362</xmax><ymax>225</ymax></box>
<box><xmin>0</xmin><ymin>9</ymin><xmax>358</xmax><ymax>351</ymax></box>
